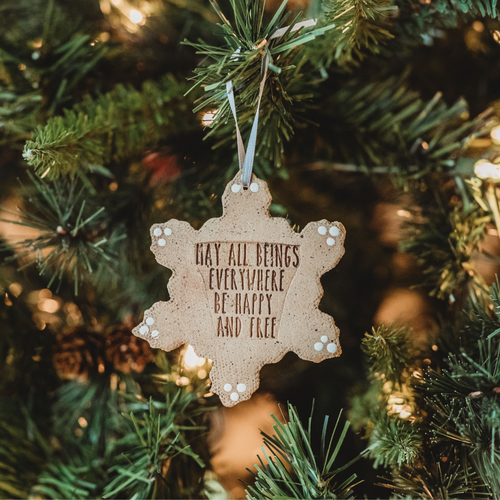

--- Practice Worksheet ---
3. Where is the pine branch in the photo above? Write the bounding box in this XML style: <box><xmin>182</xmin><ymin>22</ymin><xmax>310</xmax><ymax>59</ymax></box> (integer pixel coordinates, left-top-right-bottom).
<box><xmin>409</xmin><ymin>282</ymin><xmax>500</xmax><ymax>496</ymax></box>
<box><xmin>0</xmin><ymin>0</ymin><xmax>115</xmax><ymax>119</ymax></box>
<box><xmin>422</xmin><ymin>337</ymin><xmax>500</xmax><ymax>398</ymax></box>
<box><xmin>422</xmin><ymin>395</ymin><xmax>500</xmax><ymax>497</ymax></box>
<box><xmin>461</xmin><ymin>280</ymin><xmax>500</xmax><ymax>348</ymax></box>
<box><xmin>23</xmin><ymin>76</ymin><xmax>194</xmax><ymax>178</ymax></box>
<box><xmin>401</xmin><ymin>200</ymin><xmax>491</xmax><ymax>301</ymax></box>
<box><xmin>367</xmin><ymin>413</ymin><xmax>422</xmax><ymax>468</ymax></box>
<box><xmin>246</xmin><ymin>403</ymin><xmax>362</xmax><ymax>499</ymax></box>
<box><xmin>0</xmin><ymin>400</ymin><xmax>49</xmax><ymax>499</ymax></box>
<box><xmin>362</xmin><ymin>325</ymin><xmax>414</xmax><ymax>387</ymax></box>
<box><xmin>1</xmin><ymin>173</ymin><xmax>123</xmax><ymax>295</ymax></box>
<box><xmin>103</xmin><ymin>386</ymin><xmax>214</xmax><ymax>499</ymax></box>
<box><xmin>185</xmin><ymin>0</ymin><xmax>335</xmax><ymax>168</ymax></box>
<box><xmin>318</xmin><ymin>0</ymin><xmax>397</xmax><ymax>66</ymax></box>
<box><xmin>314</xmin><ymin>0</ymin><xmax>499</xmax><ymax>69</ymax></box>
<box><xmin>324</xmin><ymin>75</ymin><xmax>493</xmax><ymax>177</ymax></box>
<box><xmin>31</xmin><ymin>463</ymin><xmax>98</xmax><ymax>500</ymax></box>
<box><xmin>0</xmin><ymin>87</ymin><xmax>42</xmax><ymax>146</ymax></box>
<box><xmin>381</xmin><ymin>461</ymin><xmax>487</xmax><ymax>499</ymax></box>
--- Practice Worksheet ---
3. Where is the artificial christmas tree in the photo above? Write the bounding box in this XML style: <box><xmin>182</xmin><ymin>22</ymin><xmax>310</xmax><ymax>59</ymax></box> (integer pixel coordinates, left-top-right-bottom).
<box><xmin>1</xmin><ymin>0</ymin><xmax>500</xmax><ymax>497</ymax></box>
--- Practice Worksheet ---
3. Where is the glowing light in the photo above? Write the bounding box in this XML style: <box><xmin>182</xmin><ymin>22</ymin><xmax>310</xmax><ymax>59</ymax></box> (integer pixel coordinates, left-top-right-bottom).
<box><xmin>472</xmin><ymin>21</ymin><xmax>484</xmax><ymax>32</ymax></box>
<box><xmin>8</xmin><ymin>283</ymin><xmax>22</xmax><ymax>297</ymax></box>
<box><xmin>491</xmin><ymin>125</ymin><xmax>500</xmax><ymax>145</ymax></box>
<box><xmin>421</xmin><ymin>141</ymin><xmax>429</xmax><ymax>149</ymax></box>
<box><xmin>78</xmin><ymin>417</ymin><xmax>88</xmax><ymax>428</ymax></box>
<box><xmin>397</xmin><ymin>209</ymin><xmax>411</xmax><ymax>218</ymax></box>
<box><xmin>202</xmin><ymin>110</ymin><xmax>217</xmax><ymax>127</ymax></box>
<box><xmin>198</xmin><ymin>369</ymin><xmax>207</xmax><ymax>379</ymax></box>
<box><xmin>129</xmin><ymin>9</ymin><xmax>143</xmax><ymax>23</ymax></box>
<box><xmin>493</xmin><ymin>30</ymin><xmax>500</xmax><ymax>44</ymax></box>
<box><xmin>39</xmin><ymin>298</ymin><xmax>59</xmax><ymax>313</ymax></box>
<box><xmin>474</xmin><ymin>159</ymin><xmax>500</xmax><ymax>181</ymax></box>
<box><xmin>185</xmin><ymin>344</ymin><xmax>204</xmax><ymax>368</ymax></box>
<box><xmin>432</xmin><ymin>344</ymin><xmax>438</xmax><ymax>351</ymax></box>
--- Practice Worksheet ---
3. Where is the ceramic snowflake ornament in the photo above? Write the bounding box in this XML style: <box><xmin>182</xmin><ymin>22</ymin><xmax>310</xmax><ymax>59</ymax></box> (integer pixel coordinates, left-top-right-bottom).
<box><xmin>133</xmin><ymin>171</ymin><xmax>346</xmax><ymax>406</ymax></box>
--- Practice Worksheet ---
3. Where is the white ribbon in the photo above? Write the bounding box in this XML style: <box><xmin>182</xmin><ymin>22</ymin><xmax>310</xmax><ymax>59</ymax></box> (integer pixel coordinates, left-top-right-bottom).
<box><xmin>226</xmin><ymin>57</ymin><xmax>268</xmax><ymax>187</ymax></box>
<box><xmin>226</xmin><ymin>19</ymin><xmax>317</xmax><ymax>187</ymax></box>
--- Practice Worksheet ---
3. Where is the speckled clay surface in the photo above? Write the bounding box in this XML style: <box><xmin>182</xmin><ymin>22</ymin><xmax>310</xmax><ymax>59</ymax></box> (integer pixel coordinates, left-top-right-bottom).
<box><xmin>133</xmin><ymin>171</ymin><xmax>346</xmax><ymax>407</ymax></box>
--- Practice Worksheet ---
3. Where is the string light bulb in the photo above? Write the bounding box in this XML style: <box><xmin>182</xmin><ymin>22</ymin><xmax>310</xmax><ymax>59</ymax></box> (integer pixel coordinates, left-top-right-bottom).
<box><xmin>474</xmin><ymin>159</ymin><xmax>500</xmax><ymax>181</ymax></box>
<box><xmin>491</xmin><ymin>125</ymin><xmax>500</xmax><ymax>145</ymax></box>
<box><xmin>202</xmin><ymin>110</ymin><xmax>217</xmax><ymax>127</ymax></box>
<box><xmin>184</xmin><ymin>344</ymin><xmax>205</xmax><ymax>368</ymax></box>
<box><xmin>129</xmin><ymin>9</ymin><xmax>143</xmax><ymax>23</ymax></box>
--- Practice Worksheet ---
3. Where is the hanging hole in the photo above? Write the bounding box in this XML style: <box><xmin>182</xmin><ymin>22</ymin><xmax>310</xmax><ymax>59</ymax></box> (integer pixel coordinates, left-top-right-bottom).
<box><xmin>242</xmin><ymin>185</ymin><xmax>249</xmax><ymax>191</ymax></box>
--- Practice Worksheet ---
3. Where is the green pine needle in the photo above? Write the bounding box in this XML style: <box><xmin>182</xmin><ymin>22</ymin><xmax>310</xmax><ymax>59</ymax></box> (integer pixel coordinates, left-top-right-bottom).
<box><xmin>320</xmin><ymin>0</ymin><xmax>397</xmax><ymax>66</ymax></box>
<box><xmin>246</xmin><ymin>403</ymin><xmax>362</xmax><ymax>499</ymax></box>
<box><xmin>1</xmin><ymin>173</ymin><xmax>123</xmax><ymax>294</ymax></box>
<box><xmin>362</xmin><ymin>324</ymin><xmax>414</xmax><ymax>387</ymax></box>
<box><xmin>23</xmin><ymin>76</ymin><xmax>194</xmax><ymax>179</ymax></box>
<box><xmin>368</xmin><ymin>414</ymin><xmax>422</xmax><ymax>468</ymax></box>
<box><xmin>185</xmin><ymin>0</ymin><xmax>335</xmax><ymax>167</ymax></box>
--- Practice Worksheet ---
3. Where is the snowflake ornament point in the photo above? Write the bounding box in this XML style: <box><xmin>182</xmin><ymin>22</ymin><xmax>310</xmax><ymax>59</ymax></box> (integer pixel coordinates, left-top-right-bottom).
<box><xmin>133</xmin><ymin>171</ymin><xmax>346</xmax><ymax>406</ymax></box>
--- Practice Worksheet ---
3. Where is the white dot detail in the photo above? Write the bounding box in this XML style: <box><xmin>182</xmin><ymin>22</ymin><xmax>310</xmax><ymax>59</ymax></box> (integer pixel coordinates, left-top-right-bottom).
<box><xmin>327</xmin><ymin>343</ymin><xmax>338</xmax><ymax>353</ymax></box>
<box><xmin>158</xmin><ymin>238</ymin><xmax>166</xmax><ymax>246</ymax></box>
<box><xmin>151</xmin><ymin>330</ymin><xmax>160</xmax><ymax>338</ymax></box>
<box><xmin>321</xmin><ymin>335</ymin><xmax>328</xmax><ymax>343</ymax></box>
<box><xmin>237</xmin><ymin>383</ymin><xmax>246</xmax><ymax>393</ymax></box>
<box><xmin>250</xmin><ymin>183</ymin><xmax>259</xmax><ymax>192</ymax></box>
<box><xmin>146</xmin><ymin>317</ymin><xmax>155</xmax><ymax>326</ymax></box>
<box><xmin>327</xmin><ymin>238</ymin><xmax>335</xmax><ymax>246</ymax></box>
<box><xmin>164</xmin><ymin>227</ymin><xmax>172</xmax><ymax>236</ymax></box>
<box><xmin>230</xmin><ymin>392</ymin><xmax>239</xmax><ymax>402</ymax></box>
<box><xmin>224</xmin><ymin>383</ymin><xmax>232</xmax><ymax>392</ymax></box>
<box><xmin>153</xmin><ymin>227</ymin><xmax>162</xmax><ymax>236</ymax></box>
<box><xmin>139</xmin><ymin>325</ymin><xmax>149</xmax><ymax>335</ymax></box>
<box><xmin>314</xmin><ymin>342</ymin><xmax>324</xmax><ymax>351</ymax></box>
<box><xmin>231</xmin><ymin>184</ymin><xmax>241</xmax><ymax>193</ymax></box>
<box><xmin>330</xmin><ymin>226</ymin><xmax>340</xmax><ymax>236</ymax></box>
<box><xmin>318</xmin><ymin>226</ymin><xmax>327</xmax><ymax>235</ymax></box>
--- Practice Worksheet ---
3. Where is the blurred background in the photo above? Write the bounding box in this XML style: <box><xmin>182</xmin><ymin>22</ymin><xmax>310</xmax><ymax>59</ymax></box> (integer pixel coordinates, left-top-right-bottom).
<box><xmin>1</xmin><ymin>0</ymin><xmax>500</xmax><ymax>497</ymax></box>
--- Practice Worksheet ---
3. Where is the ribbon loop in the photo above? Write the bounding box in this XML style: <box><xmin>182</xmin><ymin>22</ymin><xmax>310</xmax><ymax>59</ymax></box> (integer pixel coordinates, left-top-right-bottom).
<box><xmin>227</xmin><ymin>53</ymin><xmax>269</xmax><ymax>187</ymax></box>
<box><xmin>226</xmin><ymin>19</ymin><xmax>316</xmax><ymax>186</ymax></box>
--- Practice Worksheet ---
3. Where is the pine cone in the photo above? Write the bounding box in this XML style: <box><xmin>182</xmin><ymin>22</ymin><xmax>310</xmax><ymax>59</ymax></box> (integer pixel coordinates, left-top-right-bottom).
<box><xmin>105</xmin><ymin>322</ymin><xmax>153</xmax><ymax>374</ymax></box>
<box><xmin>53</xmin><ymin>326</ymin><xmax>105</xmax><ymax>381</ymax></box>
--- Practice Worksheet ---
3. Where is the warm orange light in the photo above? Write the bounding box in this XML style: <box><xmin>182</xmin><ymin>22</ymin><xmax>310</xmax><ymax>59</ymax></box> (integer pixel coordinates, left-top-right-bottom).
<box><xmin>475</xmin><ymin>159</ymin><xmax>500</xmax><ymax>181</ymax></box>
<box><xmin>491</xmin><ymin>125</ymin><xmax>500</xmax><ymax>145</ymax></box>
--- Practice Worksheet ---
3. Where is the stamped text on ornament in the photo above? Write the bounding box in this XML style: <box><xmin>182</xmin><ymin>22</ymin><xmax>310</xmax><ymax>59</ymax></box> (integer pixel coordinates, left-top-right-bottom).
<box><xmin>196</xmin><ymin>241</ymin><xmax>300</xmax><ymax>340</ymax></box>
<box><xmin>133</xmin><ymin>171</ymin><xmax>346</xmax><ymax>407</ymax></box>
